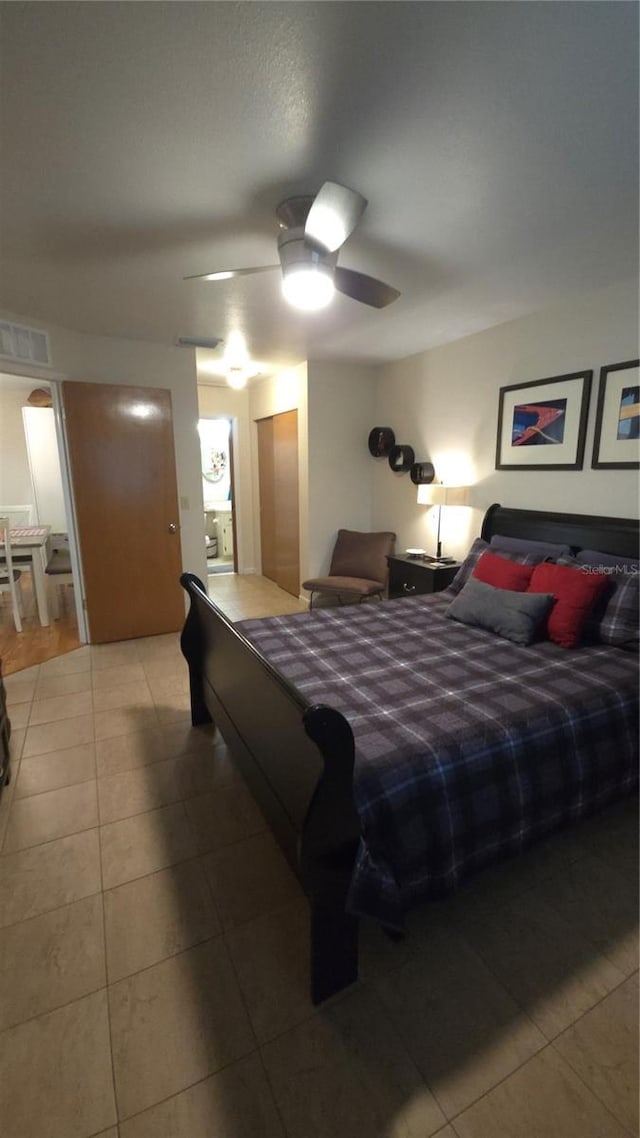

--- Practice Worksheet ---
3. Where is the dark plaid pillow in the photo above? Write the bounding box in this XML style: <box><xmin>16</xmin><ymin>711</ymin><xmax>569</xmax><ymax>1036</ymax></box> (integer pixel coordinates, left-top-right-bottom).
<box><xmin>447</xmin><ymin>538</ymin><xmax>545</xmax><ymax>597</ymax></box>
<box><xmin>556</xmin><ymin>555</ymin><xmax>639</xmax><ymax>650</ymax></box>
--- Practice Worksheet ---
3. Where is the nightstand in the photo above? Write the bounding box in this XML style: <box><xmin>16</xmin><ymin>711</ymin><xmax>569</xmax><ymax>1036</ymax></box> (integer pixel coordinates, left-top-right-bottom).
<box><xmin>387</xmin><ymin>555</ymin><xmax>460</xmax><ymax>599</ymax></box>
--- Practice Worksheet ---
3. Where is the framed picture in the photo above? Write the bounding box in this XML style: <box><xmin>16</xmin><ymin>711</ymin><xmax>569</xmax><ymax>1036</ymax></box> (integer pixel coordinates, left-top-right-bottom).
<box><xmin>495</xmin><ymin>370</ymin><xmax>592</xmax><ymax>471</ymax></box>
<box><xmin>591</xmin><ymin>359</ymin><xmax>640</xmax><ymax>469</ymax></box>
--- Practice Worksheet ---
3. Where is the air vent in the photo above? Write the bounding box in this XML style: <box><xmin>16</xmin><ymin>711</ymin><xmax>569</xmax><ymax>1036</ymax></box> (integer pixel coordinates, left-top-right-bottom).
<box><xmin>0</xmin><ymin>321</ymin><xmax>52</xmax><ymax>367</ymax></box>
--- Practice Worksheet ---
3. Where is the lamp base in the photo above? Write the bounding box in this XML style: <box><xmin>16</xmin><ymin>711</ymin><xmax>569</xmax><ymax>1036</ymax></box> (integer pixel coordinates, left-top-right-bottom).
<box><xmin>426</xmin><ymin>555</ymin><xmax>457</xmax><ymax>564</ymax></box>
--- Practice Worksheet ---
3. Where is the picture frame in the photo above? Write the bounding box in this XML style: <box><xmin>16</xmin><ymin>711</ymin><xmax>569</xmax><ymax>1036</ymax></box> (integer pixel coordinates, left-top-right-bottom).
<box><xmin>591</xmin><ymin>359</ymin><xmax>640</xmax><ymax>470</ymax></box>
<box><xmin>495</xmin><ymin>370</ymin><xmax>592</xmax><ymax>471</ymax></box>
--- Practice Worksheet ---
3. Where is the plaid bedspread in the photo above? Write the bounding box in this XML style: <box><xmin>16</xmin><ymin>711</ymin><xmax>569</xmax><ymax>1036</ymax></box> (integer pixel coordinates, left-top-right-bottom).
<box><xmin>238</xmin><ymin>593</ymin><xmax>639</xmax><ymax>927</ymax></box>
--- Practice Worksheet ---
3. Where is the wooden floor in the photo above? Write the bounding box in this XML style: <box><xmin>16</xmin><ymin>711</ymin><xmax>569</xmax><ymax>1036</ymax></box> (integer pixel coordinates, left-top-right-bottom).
<box><xmin>0</xmin><ymin>573</ymin><xmax>80</xmax><ymax>675</ymax></box>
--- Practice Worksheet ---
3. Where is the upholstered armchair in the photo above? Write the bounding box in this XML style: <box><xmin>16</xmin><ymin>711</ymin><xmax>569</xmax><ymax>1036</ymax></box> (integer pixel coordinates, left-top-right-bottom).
<box><xmin>302</xmin><ymin>529</ymin><xmax>396</xmax><ymax>610</ymax></box>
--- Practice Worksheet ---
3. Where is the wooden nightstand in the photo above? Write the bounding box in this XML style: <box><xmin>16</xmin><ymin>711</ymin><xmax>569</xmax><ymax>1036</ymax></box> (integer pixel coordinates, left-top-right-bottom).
<box><xmin>387</xmin><ymin>555</ymin><xmax>460</xmax><ymax>599</ymax></box>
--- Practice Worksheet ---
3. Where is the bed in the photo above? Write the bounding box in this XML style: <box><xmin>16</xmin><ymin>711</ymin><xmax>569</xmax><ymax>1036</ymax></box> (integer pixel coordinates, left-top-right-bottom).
<box><xmin>180</xmin><ymin>503</ymin><xmax>639</xmax><ymax>1003</ymax></box>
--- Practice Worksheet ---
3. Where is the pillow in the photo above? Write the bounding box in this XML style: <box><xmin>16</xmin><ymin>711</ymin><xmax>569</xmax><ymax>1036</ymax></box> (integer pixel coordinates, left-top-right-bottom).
<box><xmin>562</xmin><ymin>553</ymin><xmax>638</xmax><ymax>650</ymax></box>
<box><xmin>576</xmin><ymin>549</ymin><xmax>639</xmax><ymax>571</ymax></box>
<box><xmin>446</xmin><ymin>578</ymin><xmax>555</xmax><ymax>646</ymax></box>
<box><xmin>526</xmin><ymin>562</ymin><xmax>609</xmax><ymax>648</ymax></box>
<box><xmin>446</xmin><ymin>538</ymin><xmax>489</xmax><ymax>596</ymax></box>
<box><xmin>473</xmin><ymin>551</ymin><xmax>534</xmax><ymax>592</ymax></box>
<box><xmin>490</xmin><ymin>535</ymin><xmax>572</xmax><ymax>559</ymax></box>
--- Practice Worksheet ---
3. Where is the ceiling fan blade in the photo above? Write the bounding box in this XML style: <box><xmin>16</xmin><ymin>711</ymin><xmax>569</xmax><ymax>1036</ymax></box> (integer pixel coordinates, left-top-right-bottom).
<box><xmin>304</xmin><ymin>182</ymin><xmax>368</xmax><ymax>253</ymax></box>
<box><xmin>184</xmin><ymin>265</ymin><xmax>279</xmax><ymax>281</ymax></box>
<box><xmin>334</xmin><ymin>267</ymin><xmax>400</xmax><ymax>308</ymax></box>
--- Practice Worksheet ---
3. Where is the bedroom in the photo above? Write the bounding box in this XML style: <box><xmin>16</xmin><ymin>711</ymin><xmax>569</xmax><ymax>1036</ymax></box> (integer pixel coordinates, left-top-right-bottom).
<box><xmin>0</xmin><ymin>3</ymin><xmax>638</xmax><ymax>1138</ymax></box>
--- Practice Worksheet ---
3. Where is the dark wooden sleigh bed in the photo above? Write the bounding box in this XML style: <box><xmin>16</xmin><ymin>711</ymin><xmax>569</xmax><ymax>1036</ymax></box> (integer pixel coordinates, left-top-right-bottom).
<box><xmin>180</xmin><ymin>504</ymin><xmax>639</xmax><ymax>1004</ymax></box>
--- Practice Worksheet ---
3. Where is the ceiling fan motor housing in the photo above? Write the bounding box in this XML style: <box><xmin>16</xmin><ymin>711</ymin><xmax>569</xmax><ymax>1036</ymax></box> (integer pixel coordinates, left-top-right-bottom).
<box><xmin>277</xmin><ymin>227</ymin><xmax>338</xmax><ymax>276</ymax></box>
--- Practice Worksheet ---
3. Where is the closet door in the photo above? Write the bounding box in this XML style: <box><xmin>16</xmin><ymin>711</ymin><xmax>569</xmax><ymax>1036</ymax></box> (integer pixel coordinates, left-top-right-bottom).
<box><xmin>257</xmin><ymin>410</ymin><xmax>299</xmax><ymax>597</ymax></box>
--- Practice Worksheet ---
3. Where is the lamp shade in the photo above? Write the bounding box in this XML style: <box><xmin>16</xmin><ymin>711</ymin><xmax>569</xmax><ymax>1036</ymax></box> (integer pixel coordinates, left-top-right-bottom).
<box><xmin>417</xmin><ymin>484</ymin><xmax>469</xmax><ymax>507</ymax></box>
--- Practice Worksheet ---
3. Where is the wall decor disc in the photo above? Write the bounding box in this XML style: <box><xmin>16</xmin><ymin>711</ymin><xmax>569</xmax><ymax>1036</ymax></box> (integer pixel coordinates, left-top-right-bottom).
<box><xmin>368</xmin><ymin>426</ymin><xmax>395</xmax><ymax>457</ymax></box>
<box><xmin>388</xmin><ymin>444</ymin><xmax>415</xmax><ymax>473</ymax></box>
<box><xmin>410</xmin><ymin>461</ymin><xmax>436</xmax><ymax>485</ymax></box>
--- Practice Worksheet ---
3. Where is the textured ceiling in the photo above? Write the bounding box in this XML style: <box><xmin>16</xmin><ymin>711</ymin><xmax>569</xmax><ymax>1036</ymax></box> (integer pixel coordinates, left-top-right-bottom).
<box><xmin>0</xmin><ymin>2</ymin><xmax>637</xmax><ymax>377</ymax></box>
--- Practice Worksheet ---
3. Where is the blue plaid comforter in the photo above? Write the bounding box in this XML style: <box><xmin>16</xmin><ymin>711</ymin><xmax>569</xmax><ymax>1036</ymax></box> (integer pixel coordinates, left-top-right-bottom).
<box><xmin>238</xmin><ymin>593</ymin><xmax>639</xmax><ymax>927</ymax></box>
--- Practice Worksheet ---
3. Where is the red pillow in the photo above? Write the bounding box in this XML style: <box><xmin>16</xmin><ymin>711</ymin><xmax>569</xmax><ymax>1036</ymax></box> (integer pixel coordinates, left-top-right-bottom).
<box><xmin>527</xmin><ymin>562</ymin><xmax>609</xmax><ymax>648</ymax></box>
<box><xmin>472</xmin><ymin>551</ymin><xmax>534</xmax><ymax>592</ymax></box>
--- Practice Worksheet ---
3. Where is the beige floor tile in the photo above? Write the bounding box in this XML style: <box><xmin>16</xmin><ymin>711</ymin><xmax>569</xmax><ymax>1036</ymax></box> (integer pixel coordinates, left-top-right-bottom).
<box><xmin>104</xmin><ymin>858</ymin><xmax>220</xmax><ymax>980</ymax></box>
<box><xmin>98</xmin><ymin>755</ymin><xmax>195</xmax><ymax>824</ymax></box>
<box><xmin>146</xmin><ymin>670</ymin><xmax>189</xmax><ymax>702</ymax></box>
<box><xmin>7</xmin><ymin>725</ymin><xmax>26</xmax><ymax>762</ymax></box>
<box><xmin>91</xmin><ymin>662</ymin><xmax>147</xmax><ymax>690</ymax></box>
<box><xmin>34</xmin><ymin>670</ymin><xmax>92</xmax><ymax>700</ymax></box>
<box><xmin>6</xmin><ymin>702</ymin><xmax>29</xmax><ymax>729</ymax></box>
<box><xmin>159</xmin><ymin>720</ymin><xmax>219</xmax><ymax>759</ymax></box>
<box><xmin>574</xmin><ymin>797</ymin><xmax>639</xmax><ymax>883</ymax></box>
<box><xmin>534</xmin><ymin>852</ymin><xmax>639</xmax><ymax>976</ymax></box>
<box><xmin>4</xmin><ymin>676</ymin><xmax>37</xmax><ymax>705</ymax></box>
<box><xmin>453</xmin><ymin>1045</ymin><xmax>629</xmax><ymax>1138</ymax></box>
<box><xmin>0</xmin><ymin>989</ymin><xmax>117</xmax><ymax>1138</ymax></box>
<box><xmin>226</xmin><ymin>896</ymin><xmax>331</xmax><ymax>1044</ymax></box>
<box><xmin>0</xmin><ymin>828</ymin><xmax>101</xmax><ymax>928</ymax></box>
<box><xmin>91</xmin><ymin>642</ymin><xmax>142</xmax><ymax>669</ymax></box>
<box><xmin>108</xmin><ymin>937</ymin><xmax>255</xmax><ymax>1119</ymax></box>
<box><xmin>38</xmin><ymin>648</ymin><xmax>91</xmax><ymax>676</ymax></box>
<box><xmin>94</xmin><ymin>706</ymin><xmax>158</xmax><ymax>741</ymax></box>
<box><xmin>202</xmin><ymin>831</ymin><xmax>302</xmax><ymax>930</ymax></box>
<box><xmin>23</xmin><ymin>712</ymin><xmax>94</xmax><ymax>758</ymax></box>
<box><xmin>28</xmin><ymin>689</ymin><xmax>93</xmax><ymax>726</ymax></box>
<box><xmin>0</xmin><ymin>894</ymin><xmax>106</xmax><ymax>1030</ymax></box>
<box><xmin>95</xmin><ymin>727</ymin><xmax>165</xmax><ymax>778</ymax></box>
<box><xmin>4</xmin><ymin>663</ymin><xmax>40</xmax><ymax>685</ymax></box>
<box><xmin>458</xmin><ymin>888</ymin><xmax>625</xmax><ymax>1039</ymax></box>
<box><xmin>3</xmin><ymin>779</ymin><xmax>98</xmax><ymax>852</ymax></box>
<box><xmin>373</xmin><ymin>922</ymin><xmax>546</xmax><ymax>1119</ymax></box>
<box><xmin>185</xmin><ymin>781</ymin><xmax>266</xmax><ymax>854</ymax></box>
<box><xmin>554</xmin><ymin>974</ymin><xmax>639</xmax><ymax>1135</ymax></box>
<box><xmin>15</xmin><ymin>742</ymin><xmax>96</xmax><ymax>799</ymax></box>
<box><xmin>180</xmin><ymin>744</ymin><xmax>241</xmax><ymax>794</ymax></box>
<box><xmin>119</xmin><ymin>1052</ymin><xmax>284</xmax><ymax>1138</ymax></box>
<box><xmin>262</xmin><ymin>986</ymin><xmax>446</xmax><ymax>1138</ymax></box>
<box><xmin>93</xmin><ymin>680</ymin><xmax>154</xmax><ymax>713</ymax></box>
<box><xmin>156</xmin><ymin>694</ymin><xmax>193</xmax><ymax>724</ymax></box>
<box><xmin>100</xmin><ymin>801</ymin><xmax>197</xmax><ymax>889</ymax></box>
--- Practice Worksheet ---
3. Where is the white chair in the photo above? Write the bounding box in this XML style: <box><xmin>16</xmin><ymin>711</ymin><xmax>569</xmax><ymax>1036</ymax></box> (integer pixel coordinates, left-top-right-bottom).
<box><xmin>0</xmin><ymin>504</ymin><xmax>35</xmax><ymax>526</ymax></box>
<box><xmin>0</xmin><ymin>516</ymin><xmax>24</xmax><ymax>632</ymax></box>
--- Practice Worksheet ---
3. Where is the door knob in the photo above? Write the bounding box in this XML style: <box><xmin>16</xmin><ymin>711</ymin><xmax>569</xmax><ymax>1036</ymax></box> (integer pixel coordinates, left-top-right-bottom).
<box><xmin>168</xmin><ymin>523</ymin><xmax>177</xmax><ymax>534</ymax></box>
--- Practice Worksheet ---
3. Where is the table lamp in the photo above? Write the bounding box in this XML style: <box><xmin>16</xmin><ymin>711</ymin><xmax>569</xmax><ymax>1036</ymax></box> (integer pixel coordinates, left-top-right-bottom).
<box><xmin>417</xmin><ymin>482</ymin><xmax>469</xmax><ymax>562</ymax></box>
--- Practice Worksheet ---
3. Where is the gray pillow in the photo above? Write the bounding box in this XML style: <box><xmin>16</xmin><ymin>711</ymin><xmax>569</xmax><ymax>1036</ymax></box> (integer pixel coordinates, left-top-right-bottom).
<box><xmin>490</xmin><ymin>534</ymin><xmax>571</xmax><ymax>559</ymax></box>
<box><xmin>576</xmin><ymin>549</ymin><xmax>639</xmax><ymax>570</ymax></box>
<box><xmin>446</xmin><ymin>577</ymin><xmax>555</xmax><ymax>646</ymax></box>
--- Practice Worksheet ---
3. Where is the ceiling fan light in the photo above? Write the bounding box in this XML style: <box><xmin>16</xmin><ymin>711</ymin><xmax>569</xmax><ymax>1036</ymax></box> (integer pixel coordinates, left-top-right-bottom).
<box><xmin>282</xmin><ymin>267</ymin><xmax>335</xmax><ymax>311</ymax></box>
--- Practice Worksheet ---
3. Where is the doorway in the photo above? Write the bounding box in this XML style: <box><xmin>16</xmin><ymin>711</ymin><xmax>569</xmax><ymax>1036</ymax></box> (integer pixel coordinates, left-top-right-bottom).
<box><xmin>198</xmin><ymin>417</ymin><xmax>237</xmax><ymax>578</ymax></box>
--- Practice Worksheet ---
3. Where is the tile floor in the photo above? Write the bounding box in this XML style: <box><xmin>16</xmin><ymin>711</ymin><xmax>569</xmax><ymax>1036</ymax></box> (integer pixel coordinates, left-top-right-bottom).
<box><xmin>0</xmin><ymin>574</ymin><xmax>637</xmax><ymax>1138</ymax></box>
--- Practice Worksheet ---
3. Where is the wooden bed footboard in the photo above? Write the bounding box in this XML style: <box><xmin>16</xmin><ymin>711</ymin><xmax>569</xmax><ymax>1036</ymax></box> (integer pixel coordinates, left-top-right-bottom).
<box><xmin>180</xmin><ymin>572</ymin><xmax>362</xmax><ymax>1003</ymax></box>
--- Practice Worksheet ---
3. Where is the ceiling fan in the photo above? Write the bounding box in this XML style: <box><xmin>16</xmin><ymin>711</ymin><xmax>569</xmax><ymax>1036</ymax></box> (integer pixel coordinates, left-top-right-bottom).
<box><xmin>185</xmin><ymin>181</ymin><xmax>400</xmax><ymax>311</ymax></box>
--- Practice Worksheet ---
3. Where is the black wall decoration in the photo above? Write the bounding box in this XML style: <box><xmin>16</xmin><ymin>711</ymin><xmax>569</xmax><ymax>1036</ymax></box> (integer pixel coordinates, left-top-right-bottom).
<box><xmin>388</xmin><ymin>444</ymin><xmax>415</xmax><ymax>473</ymax></box>
<box><xmin>410</xmin><ymin>462</ymin><xmax>435</xmax><ymax>485</ymax></box>
<box><xmin>368</xmin><ymin>427</ymin><xmax>395</xmax><ymax>457</ymax></box>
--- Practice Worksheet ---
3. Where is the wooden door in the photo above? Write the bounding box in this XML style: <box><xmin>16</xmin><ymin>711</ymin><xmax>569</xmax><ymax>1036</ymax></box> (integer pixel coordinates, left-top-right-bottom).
<box><xmin>257</xmin><ymin>410</ymin><xmax>299</xmax><ymax>597</ymax></box>
<box><xmin>257</xmin><ymin>417</ymin><xmax>277</xmax><ymax>583</ymax></box>
<box><xmin>62</xmin><ymin>382</ymin><xmax>185</xmax><ymax>642</ymax></box>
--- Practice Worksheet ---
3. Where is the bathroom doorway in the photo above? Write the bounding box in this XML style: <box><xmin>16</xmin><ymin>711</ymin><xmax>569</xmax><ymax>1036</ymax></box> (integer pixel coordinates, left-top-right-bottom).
<box><xmin>198</xmin><ymin>417</ymin><xmax>237</xmax><ymax>576</ymax></box>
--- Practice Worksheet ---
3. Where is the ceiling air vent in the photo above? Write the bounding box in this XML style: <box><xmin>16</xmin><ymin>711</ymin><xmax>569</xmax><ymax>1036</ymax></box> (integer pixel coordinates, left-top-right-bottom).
<box><xmin>0</xmin><ymin>320</ymin><xmax>52</xmax><ymax>367</ymax></box>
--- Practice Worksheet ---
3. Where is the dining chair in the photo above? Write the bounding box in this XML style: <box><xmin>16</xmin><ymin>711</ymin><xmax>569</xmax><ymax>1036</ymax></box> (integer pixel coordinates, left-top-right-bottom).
<box><xmin>0</xmin><ymin>504</ymin><xmax>36</xmax><ymax>567</ymax></box>
<box><xmin>45</xmin><ymin>533</ymin><xmax>74</xmax><ymax>618</ymax></box>
<box><xmin>0</xmin><ymin>517</ymin><xmax>24</xmax><ymax>632</ymax></box>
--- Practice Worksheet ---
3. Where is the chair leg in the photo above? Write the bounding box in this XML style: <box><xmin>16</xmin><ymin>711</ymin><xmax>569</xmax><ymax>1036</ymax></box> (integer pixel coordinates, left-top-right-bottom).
<box><xmin>309</xmin><ymin>591</ymin><xmax>315</xmax><ymax>612</ymax></box>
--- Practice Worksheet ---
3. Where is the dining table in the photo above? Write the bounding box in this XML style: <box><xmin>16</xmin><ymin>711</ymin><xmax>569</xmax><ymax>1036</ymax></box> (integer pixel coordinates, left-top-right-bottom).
<box><xmin>1</xmin><ymin>525</ymin><xmax>51</xmax><ymax>626</ymax></box>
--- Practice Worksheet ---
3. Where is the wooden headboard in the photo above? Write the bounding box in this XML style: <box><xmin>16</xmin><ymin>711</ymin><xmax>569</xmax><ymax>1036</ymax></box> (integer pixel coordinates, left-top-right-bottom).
<box><xmin>481</xmin><ymin>503</ymin><xmax>639</xmax><ymax>560</ymax></box>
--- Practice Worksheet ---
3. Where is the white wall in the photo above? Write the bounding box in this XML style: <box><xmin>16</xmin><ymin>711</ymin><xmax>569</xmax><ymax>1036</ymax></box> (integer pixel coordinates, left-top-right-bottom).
<box><xmin>0</xmin><ymin>387</ymin><xmax>33</xmax><ymax>505</ymax></box>
<box><xmin>306</xmin><ymin>361</ymin><xmax>376</xmax><ymax>575</ymax></box>
<box><xmin>373</xmin><ymin>279</ymin><xmax>640</xmax><ymax>560</ymax></box>
<box><xmin>0</xmin><ymin>310</ymin><xmax>207</xmax><ymax>584</ymax></box>
<box><xmin>197</xmin><ymin>383</ymin><xmax>256</xmax><ymax>572</ymax></box>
